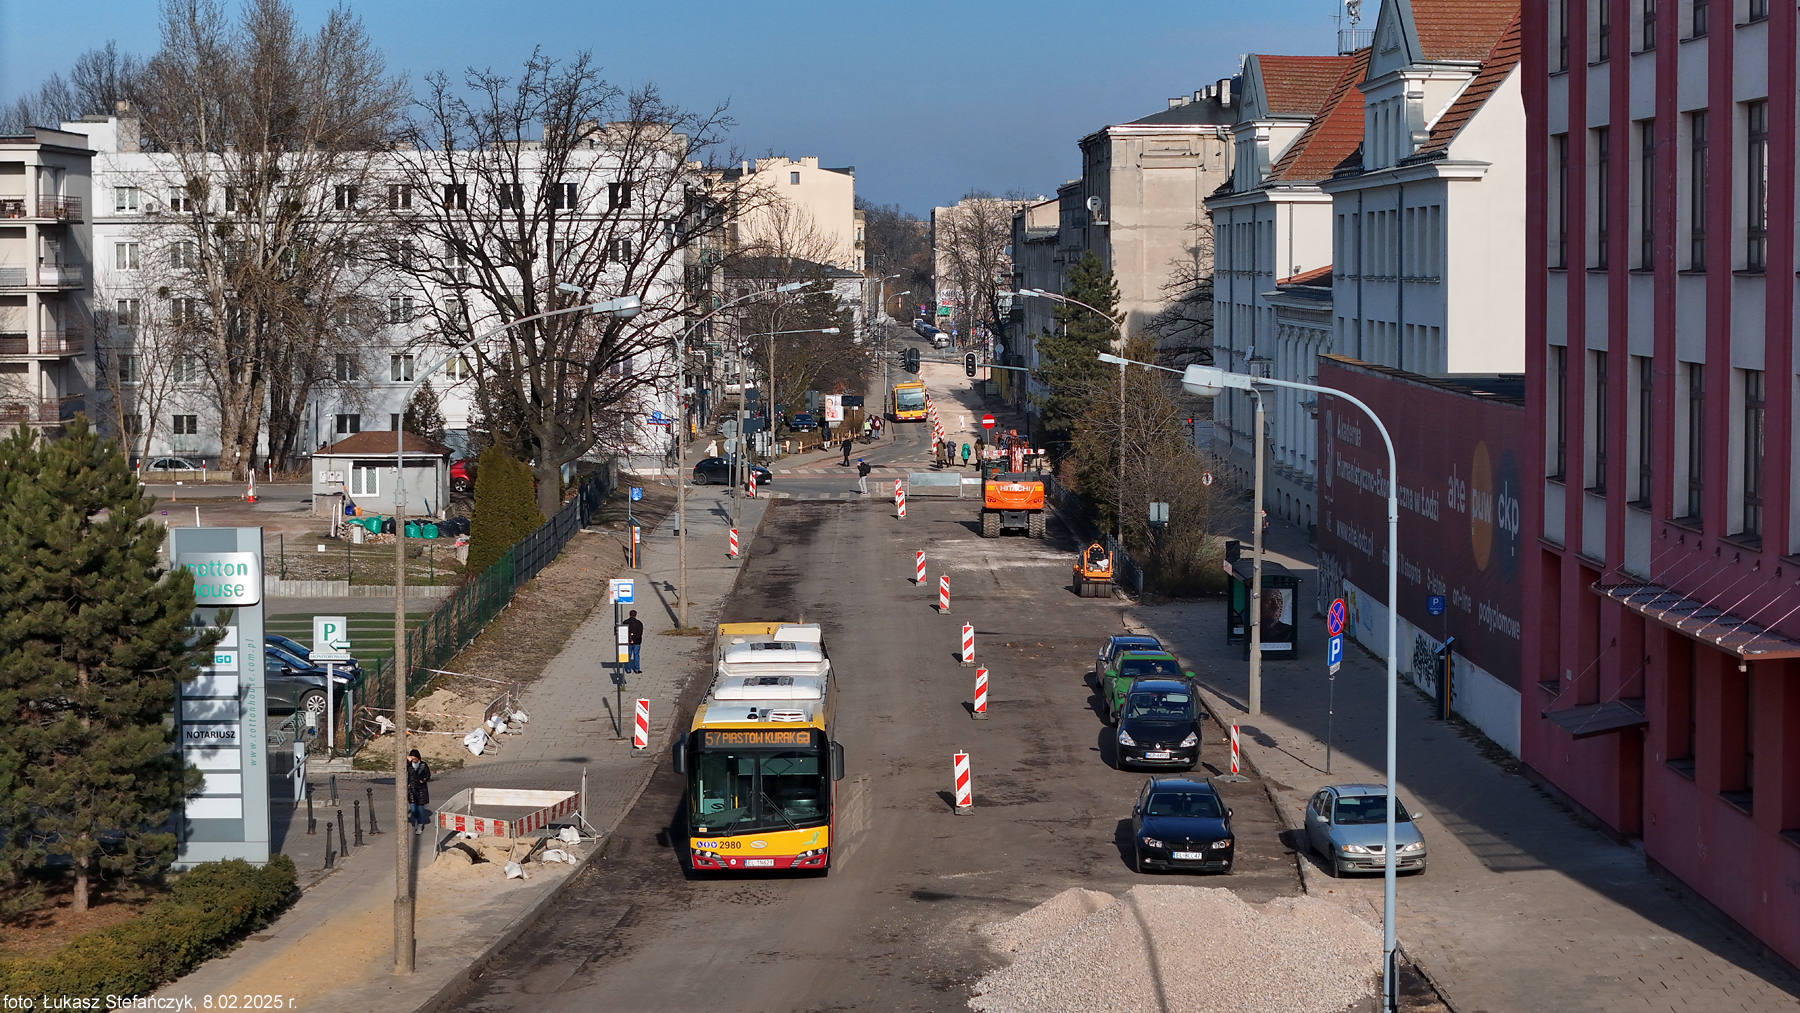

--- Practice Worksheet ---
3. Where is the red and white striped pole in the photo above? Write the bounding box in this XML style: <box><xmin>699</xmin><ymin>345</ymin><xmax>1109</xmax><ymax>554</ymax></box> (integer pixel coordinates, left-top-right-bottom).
<box><xmin>728</xmin><ymin>527</ymin><xmax>739</xmax><ymax>558</ymax></box>
<box><xmin>633</xmin><ymin>699</ymin><xmax>649</xmax><ymax>750</ymax></box>
<box><xmin>960</xmin><ymin>623</ymin><xmax>975</xmax><ymax>667</ymax></box>
<box><xmin>747</xmin><ymin>470</ymin><xmax>757</xmax><ymax>498</ymax></box>
<box><xmin>914</xmin><ymin>550</ymin><xmax>926</xmax><ymax>584</ymax></box>
<box><xmin>896</xmin><ymin>484</ymin><xmax>906</xmax><ymax>518</ymax></box>
<box><xmin>938</xmin><ymin>575</ymin><xmax>950</xmax><ymax>613</ymax></box>
<box><xmin>972</xmin><ymin>669</ymin><xmax>988</xmax><ymax>720</ymax></box>
<box><xmin>952</xmin><ymin>752</ymin><xmax>972</xmax><ymax>814</ymax></box>
<box><xmin>1229</xmin><ymin>723</ymin><xmax>1241</xmax><ymax>775</ymax></box>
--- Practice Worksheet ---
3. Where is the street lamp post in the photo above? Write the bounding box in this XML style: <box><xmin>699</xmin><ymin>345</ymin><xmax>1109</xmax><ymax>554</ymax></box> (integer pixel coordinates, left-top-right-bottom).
<box><xmin>1100</xmin><ymin>353</ymin><xmax>1403</xmax><ymax>1012</ymax></box>
<box><xmin>388</xmin><ymin>291</ymin><xmax>640</xmax><ymax>975</ymax></box>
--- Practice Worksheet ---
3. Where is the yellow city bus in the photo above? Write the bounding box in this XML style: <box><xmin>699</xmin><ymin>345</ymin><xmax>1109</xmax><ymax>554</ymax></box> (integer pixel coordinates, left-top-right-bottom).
<box><xmin>891</xmin><ymin>380</ymin><xmax>928</xmax><ymax>422</ymax></box>
<box><xmin>675</xmin><ymin>622</ymin><xmax>843</xmax><ymax>873</ymax></box>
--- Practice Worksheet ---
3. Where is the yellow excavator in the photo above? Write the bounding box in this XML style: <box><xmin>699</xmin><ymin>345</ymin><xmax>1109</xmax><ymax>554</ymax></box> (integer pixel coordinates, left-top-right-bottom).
<box><xmin>1074</xmin><ymin>542</ymin><xmax>1114</xmax><ymax>597</ymax></box>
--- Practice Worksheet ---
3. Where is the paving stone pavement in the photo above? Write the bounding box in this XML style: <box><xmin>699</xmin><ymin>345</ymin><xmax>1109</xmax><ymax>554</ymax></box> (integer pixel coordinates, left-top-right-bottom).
<box><xmin>152</xmin><ymin>479</ymin><xmax>769</xmax><ymax>1011</ymax></box>
<box><xmin>1131</xmin><ymin>523</ymin><xmax>1800</xmax><ymax>1013</ymax></box>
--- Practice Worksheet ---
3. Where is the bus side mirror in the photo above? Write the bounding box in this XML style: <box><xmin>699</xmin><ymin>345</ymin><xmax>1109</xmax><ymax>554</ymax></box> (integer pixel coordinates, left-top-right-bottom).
<box><xmin>831</xmin><ymin>740</ymin><xmax>845</xmax><ymax>782</ymax></box>
<box><xmin>671</xmin><ymin>736</ymin><xmax>686</xmax><ymax>775</ymax></box>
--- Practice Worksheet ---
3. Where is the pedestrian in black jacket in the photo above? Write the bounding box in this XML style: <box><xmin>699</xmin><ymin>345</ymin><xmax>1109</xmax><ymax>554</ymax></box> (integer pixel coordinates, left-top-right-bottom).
<box><xmin>407</xmin><ymin>749</ymin><xmax>432</xmax><ymax>834</ymax></box>
<box><xmin>857</xmin><ymin>458</ymin><xmax>871</xmax><ymax>494</ymax></box>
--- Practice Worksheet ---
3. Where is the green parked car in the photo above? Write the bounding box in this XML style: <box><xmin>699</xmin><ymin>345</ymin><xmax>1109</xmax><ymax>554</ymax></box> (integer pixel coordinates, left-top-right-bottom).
<box><xmin>1098</xmin><ymin>650</ymin><xmax>1193</xmax><ymax>724</ymax></box>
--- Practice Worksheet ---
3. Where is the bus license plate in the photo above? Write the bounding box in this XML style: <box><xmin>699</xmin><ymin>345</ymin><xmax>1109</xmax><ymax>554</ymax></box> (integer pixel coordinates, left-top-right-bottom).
<box><xmin>744</xmin><ymin>858</ymin><xmax>775</xmax><ymax>868</ymax></box>
<box><xmin>1172</xmin><ymin>851</ymin><xmax>1205</xmax><ymax>860</ymax></box>
<box><xmin>1146</xmin><ymin>750</ymin><xmax>1171</xmax><ymax>759</ymax></box>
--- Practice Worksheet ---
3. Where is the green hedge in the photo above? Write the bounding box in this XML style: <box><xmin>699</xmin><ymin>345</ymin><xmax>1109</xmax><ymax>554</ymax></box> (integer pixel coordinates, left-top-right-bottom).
<box><xmin>0</xmin><ymin>855</ymin><xmax>298</xmax><ymax>1000</ymax></box>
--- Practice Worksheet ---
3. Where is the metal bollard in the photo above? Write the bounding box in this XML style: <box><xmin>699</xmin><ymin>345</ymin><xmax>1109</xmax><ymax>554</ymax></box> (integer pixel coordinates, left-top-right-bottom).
<box><xmin>324</xmin><ymin>823</ymin><xmax>335</xmax><ymax>869</ymax></box>
<box><xmin>366</xmin><ymin>787</ymin><xmax>381</xmax><ymax>834</ymax></box>
<box><xmin>329</xmin><ymin>774</ymin><xmax>338</xmax><ymax>805</ymax></box>
<box><xmin>353</xmin><ymin>800</ymin><xmax>364</xmax><ymax>847</ymax></box>
<box><xmin>306</xmin><ymin>796</ymin><xmax>316</xmax><ymax>835</ymax></box>
<box><xmin>337</xmin><ymin>809</ymin><xmax>348</xmax><ymax>854</ymax></box>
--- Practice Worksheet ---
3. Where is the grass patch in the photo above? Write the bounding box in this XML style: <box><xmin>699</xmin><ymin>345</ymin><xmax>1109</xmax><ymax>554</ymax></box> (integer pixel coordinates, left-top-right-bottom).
<box><xmin>658</xmin><ymin>627</ymin><xmax>706</xmax><ymax>637</ymax></box>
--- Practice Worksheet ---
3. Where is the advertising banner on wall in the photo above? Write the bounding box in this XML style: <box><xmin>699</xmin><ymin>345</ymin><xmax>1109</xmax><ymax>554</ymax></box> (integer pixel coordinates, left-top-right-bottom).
<box><xmin>169</xmin><ymin>526</ymin><xmax>270</xmax><ymax>866</ymax></box>
<box><xmin>1314</xmin><ymin>358</ymin><xmax>1524</xmax><ymax>689</ymax></box>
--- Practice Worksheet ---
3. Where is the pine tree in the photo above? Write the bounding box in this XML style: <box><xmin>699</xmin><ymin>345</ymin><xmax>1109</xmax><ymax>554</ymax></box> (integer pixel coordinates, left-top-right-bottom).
<box><xmin>1031</xmin><ymin>251</ymin><xmax>1121</xmax><ymax>444</ymax></box>
<box><xmin>403</xmin><ymin>379</ymin><xmax>447</xmax><ymax>445</ymax></box>
<box><xmin>0</xmin><ymin>419</ymin><xmax>216</xmax><ymax>912</ymax></box>
<box><xmin>467</xmin><ymin>447</ymin><xmax>542</xmax><ymax>574</ymax></box>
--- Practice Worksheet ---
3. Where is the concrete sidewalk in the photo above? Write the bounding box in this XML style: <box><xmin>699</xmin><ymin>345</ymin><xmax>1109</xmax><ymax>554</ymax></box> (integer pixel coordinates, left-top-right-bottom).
<box><xmin>152</xmin><ymin>481</ymin><xmax>770</xmax><ymax>1012</ymax></box>
<box><xmin>1131</xmin><ymin>592</ymin><xmax>1800</xmax><ymax>1012</ymax></box>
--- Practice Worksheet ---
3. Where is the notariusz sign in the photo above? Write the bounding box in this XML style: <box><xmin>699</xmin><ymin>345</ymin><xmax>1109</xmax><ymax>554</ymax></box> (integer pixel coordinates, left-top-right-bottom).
<box><xmin>178</xmin><ymin>552</ymin><xmax>262</xmax><ymax>606</ymax></box>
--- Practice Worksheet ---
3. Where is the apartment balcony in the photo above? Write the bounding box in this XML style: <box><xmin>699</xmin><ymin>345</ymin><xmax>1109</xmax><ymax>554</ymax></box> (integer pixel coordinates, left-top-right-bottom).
<box><xmin>0</xmin><ymin>196</ymin><xmax>83</xmax><ymax>222</ymax></box>
<box><xmin>0</xmin><ymin>329</ymin><xmax>84</xmax><ymax>356</ymax></box>
<box><xmin>0</xmin><ymin>265</ymin><xmax>86</xmax><ymax>290</ymax></box>
<box><xmin>0</xmin><ymin>395</ymin><xmax>85</xmax><ymax>425</ymax></box>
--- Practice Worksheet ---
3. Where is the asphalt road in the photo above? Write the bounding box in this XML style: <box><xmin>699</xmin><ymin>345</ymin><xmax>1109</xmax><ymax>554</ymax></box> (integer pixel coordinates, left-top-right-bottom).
<box><xmin>446</xmin><ymin>439</ymin><xmax>1302</xmax><ymax>1012</ymax></box>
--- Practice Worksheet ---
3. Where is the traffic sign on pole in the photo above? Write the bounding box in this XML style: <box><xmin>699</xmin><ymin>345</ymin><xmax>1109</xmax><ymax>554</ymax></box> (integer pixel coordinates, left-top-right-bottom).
<box><xmin>1426</xmin><ymin>595</ymin><xmax>1446</xmax><ymax>616</ymax></box>
<box><xmin>1327</xmin><ymin>633</ymin><xmax>1344</xmax><ymax>675</ymax></box>
<box><xmin>981</xmin><ymin>414</ymin><xmax>995</xmax><ymax>429</ymax></box>
<box><xmin>1326</xmin><ymin>598</ymin><xmax>1347</xmax><ymax>638</ymax></box>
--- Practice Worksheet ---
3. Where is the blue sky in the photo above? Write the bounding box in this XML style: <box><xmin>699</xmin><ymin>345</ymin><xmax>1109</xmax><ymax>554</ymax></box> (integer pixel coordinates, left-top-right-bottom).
<box><xmin>0</xmin><ymin>0</ymin><xmax>1339</xmax><ymax>214</ymax></box>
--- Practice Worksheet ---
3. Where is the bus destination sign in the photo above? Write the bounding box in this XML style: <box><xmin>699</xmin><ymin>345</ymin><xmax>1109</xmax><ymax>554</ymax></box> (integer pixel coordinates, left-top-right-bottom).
<box><xmin>701</xmin><ymin>729</ymin><xmax>818</xmax><ymax>749</ymax></box>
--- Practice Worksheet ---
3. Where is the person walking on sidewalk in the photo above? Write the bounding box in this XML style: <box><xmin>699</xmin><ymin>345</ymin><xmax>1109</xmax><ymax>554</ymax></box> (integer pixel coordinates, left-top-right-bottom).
<box><xmin>407</xmin><ymin>749</ymin><xmax>432</xmax><ymax>834</ymax></box>
<box><xmin>625</xmin><ymin>609</ymin><xmax>645</xmax><ymax>673</ymax></box>
<box><xmin>961</xmin><ymin>442</ymin><xmax>972</xmax><ymax>468</ymax></box>
<box><xmin>857</xmin><ymin>457</ymin><xmax>871</xmax><ymax>494</ymax></box>
<box><xmin>841</xmin><ymin>437</ymin><xmax>854</xmax><ymax>467</ymax></box>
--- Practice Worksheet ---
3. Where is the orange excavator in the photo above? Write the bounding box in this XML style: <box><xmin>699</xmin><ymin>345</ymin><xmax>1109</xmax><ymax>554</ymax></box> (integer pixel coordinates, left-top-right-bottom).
<box><xmin>978</xmin><ymin>433</ymin><xmax>1048</xmax><ymax>538</ymax></box>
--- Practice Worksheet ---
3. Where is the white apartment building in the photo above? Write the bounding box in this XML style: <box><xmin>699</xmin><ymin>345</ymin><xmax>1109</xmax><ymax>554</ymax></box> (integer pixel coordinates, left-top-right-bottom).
<box><xmin>61</xmin><ymin>113</ymin><xmax>690</xmax><ymax>473</ymax></box>
<box><xmin>1210</xmin><ymin>0</ymin><xmax>1525</xmax><ymax>531</ymax></box>
<box><xmin>0</xmin><ymin>126</ymin><xmax>94</xmax><ymax>431</ymax></box>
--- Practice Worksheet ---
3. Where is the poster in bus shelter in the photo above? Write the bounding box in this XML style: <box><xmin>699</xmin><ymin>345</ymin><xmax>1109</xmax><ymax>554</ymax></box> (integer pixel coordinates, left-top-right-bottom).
<box><xmin>1313</xmin><ymin>357</ymin><xmax>1525</xmax><ymax>690</ymax></box>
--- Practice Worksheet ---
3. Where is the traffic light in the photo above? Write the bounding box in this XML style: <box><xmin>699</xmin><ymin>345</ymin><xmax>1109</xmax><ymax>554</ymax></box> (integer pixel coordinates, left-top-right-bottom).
<box><xmin>905</xmin><ymin>347</ymin><xmax>920</xmax><ymax>374</ymax></box>
<box><xmin>964</xmin><ymin>352</ymin><xmax>977</xmax><ymax>378</ymax></box>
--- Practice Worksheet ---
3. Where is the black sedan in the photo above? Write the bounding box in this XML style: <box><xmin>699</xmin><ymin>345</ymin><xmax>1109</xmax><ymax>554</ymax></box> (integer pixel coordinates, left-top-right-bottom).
<box><xmin>1130</xmin><ymin>777</ymin><xmax>1234</xmax><ymax>874</ymax></box>
<box><xmin>1114</xmin><ymin>678</ymin><xmax>1204</xmax><ymax>770</ymax></box>
<box><xmin>692</xmin><ymin>456</ymin><xmax>772</xmax><ymax>487</ymax></box>
<box><xmin>787</xmin><ymin>412</ymin><xmax>817</xmax><ymax>432</ymax></box>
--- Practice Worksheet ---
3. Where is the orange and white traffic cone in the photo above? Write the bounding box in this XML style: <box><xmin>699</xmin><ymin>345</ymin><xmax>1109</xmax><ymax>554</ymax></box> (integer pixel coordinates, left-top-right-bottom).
<box><xmin>245</xmin><ymin>471</ymin><xmax>258</xmax><ymax>504</ymax></box>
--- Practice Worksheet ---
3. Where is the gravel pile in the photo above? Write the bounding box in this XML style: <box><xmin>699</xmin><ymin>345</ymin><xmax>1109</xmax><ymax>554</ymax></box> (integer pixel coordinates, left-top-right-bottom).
<box><xmin>970</xmin><ymin>886</ymin><xmax>1380</xmax><ymax>1013</ymax></box>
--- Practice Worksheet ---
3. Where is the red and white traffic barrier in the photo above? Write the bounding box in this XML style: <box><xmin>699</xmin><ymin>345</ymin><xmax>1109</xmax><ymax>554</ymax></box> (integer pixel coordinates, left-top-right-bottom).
<box><xmin>747</xmin><ymin>470</ymin><xmax>757</xmax><ymax>498</ymax></box>
<box><xmin>728</xmin><ymin>527</ymin><xmax>739</xmax><ymax>558</ymax></box>
<box><xmin>1229</xmin><ymin>723</ymin><xmax>1241</xmax><ymax>775</ymax></box>
<box><xmin>938</xmin><ymin>575</ymin><xmax>950</xmax><ymax>613</ymax></box>
<box><xmin>915</xmin><ymin>550</ymin><xmax>926</xmax><ymax>584</ymax></box>
<box><xmin>973</xmin><ymin>669</ymin><xmax>988</xmax><ymax>719</ymax></box>
<box><xmin>960</xmin><ymin>623</ymin><xmax>975</xmax><ymax>667</ymax></box>
<box><xmin>952</xmin><ymin>751</ymin><xmax>972</xmax><ymax>813</ymax></box>
<box><xmin>896</xmin><ymin>485</ymin><xmax>906</xmax><ymax>518</ymax></box>
<box><xmin>633</xmin><ymin>699</ymin><xmax>649</xmax><ymax>750</ymax></box>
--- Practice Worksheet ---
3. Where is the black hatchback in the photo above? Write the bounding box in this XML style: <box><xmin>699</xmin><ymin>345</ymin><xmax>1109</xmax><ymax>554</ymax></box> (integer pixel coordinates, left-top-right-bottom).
<box><xmin>692</xmin><ymin>456</ymin><xmax>772</xmax><ymax>487</ymax></box>
<box><xmin>1130</xmin><ymin>777</ymin><xmax>1234</xmax><ymax>874</ymax></box>
<box><xmin>1115</xmin><ymin>679</ymin><xmax>1204</xmax><ymax>770</ymax></box>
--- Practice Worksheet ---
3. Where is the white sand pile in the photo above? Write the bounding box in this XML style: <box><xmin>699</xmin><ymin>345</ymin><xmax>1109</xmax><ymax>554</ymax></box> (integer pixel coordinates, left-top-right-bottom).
<box><xmin>971</xmin><ymin>886</ymin><xmax>1380</xmax><ymax>1013</ymax></box>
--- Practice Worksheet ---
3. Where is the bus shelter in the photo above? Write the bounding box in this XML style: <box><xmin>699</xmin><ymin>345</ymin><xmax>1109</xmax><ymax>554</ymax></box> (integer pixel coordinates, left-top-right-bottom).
<box><xmin>1225</xmin><ymin>557</ymin><xmax>1302</xmax><ymax>658</ymax></box>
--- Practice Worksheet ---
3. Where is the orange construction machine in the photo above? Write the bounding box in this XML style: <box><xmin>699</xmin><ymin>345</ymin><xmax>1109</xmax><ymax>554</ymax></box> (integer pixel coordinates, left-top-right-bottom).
<box><xmin>1074</xmin><ymin>542</ymin><xmax>1114</xmax><ymax>597</ymax></box>
<box><xmin>978</xmin><ymin>440</ymin><xmax>1049</xmax><ymax>538</ymax></box>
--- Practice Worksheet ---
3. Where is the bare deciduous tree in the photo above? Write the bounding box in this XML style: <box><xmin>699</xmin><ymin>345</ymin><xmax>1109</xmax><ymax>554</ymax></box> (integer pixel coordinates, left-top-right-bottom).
<box><xmin>388</xmin><ymin>50</ymin><xmax>745</xmax><ymax>517</ymax></box>
<box><xmin>935</xmin><ymin>191</ymin><xmax>1027</xmax><ymax>338</ymax></box>
<box><xmin>127</xmin><ymin>0</ymin><xmax>405</xmax><ymax>477</ymax></box>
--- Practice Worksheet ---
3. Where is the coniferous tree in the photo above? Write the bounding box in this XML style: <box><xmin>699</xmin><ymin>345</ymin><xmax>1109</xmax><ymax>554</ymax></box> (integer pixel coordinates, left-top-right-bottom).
<box><xmin>402</xmin><ymin>380</ymin><xmax>448</xmax><ymax>445</ymax></box>
<box><xmin>1031</xmin><ymin>251</ymin><xmax>1121</xmax><ymax>446</ymax></box>
<box><xmin>467</xmin><ymin>448</ymin><xmax>542</xmax><ymax>574</ymax></box>
<box><xmin>0</xmin><ymin>419</ymin><xmax>216</xmax><ymax>912</ymax></box>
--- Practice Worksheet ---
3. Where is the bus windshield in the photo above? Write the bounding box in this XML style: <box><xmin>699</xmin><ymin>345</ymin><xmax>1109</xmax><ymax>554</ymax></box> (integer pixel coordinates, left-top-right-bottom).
<box><xmin>691</xmin><ymin>748</ymin><xmax>828</xmax><ymax>833</ymax></box>
<box><xmin>895</xmin><ymin>387</ymin><xmax>926</xmax><ymax>412</ymax></box>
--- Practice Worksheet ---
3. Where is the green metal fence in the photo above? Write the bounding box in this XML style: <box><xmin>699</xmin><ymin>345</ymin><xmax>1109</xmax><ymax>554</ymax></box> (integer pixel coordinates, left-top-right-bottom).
<box><xmin>352</xmin><ymin>469</ymin><xmax>613</xmax><ymax>750</ymax></box>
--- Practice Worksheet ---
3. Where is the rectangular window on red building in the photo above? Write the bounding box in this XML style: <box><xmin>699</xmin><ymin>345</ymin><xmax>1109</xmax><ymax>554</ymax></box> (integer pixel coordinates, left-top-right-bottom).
<box><xmin>1684</xmin><ymin>362</ymin><xmax>1704</xmax><ymax>521</ymax></box>
<box><xmin>1594</xmin><ymin>127</ymin><xmax>1611</xmax><ymax>269</ymax></box>
<box><xmin>1689</xmin><ymin>112</ymin><xmax>1707</xmax><ymax>270</ymax></box>
<box><xmin>1590</xmin><ymin>351</ymin><xmax>1609</xmax><ymax>492</ymax></box>
<box><xmin>1639</xmin><ymin>120</ymin><xmax>1655</xmax><ymax>268</ymax></box>
<box><xmin>1739</xmin><ymin>368</ymin><xmax>1763</xmax><ymax>539</ymax></box>
<box><xmin>1555</xmin><ymin>134</ymin><xmax>1570</xmax><ymax>268</ymax></box>
<box><xmin>1745</xmin><ymin>101</ymin><xmax>1768</xmax><ymax>273</ymax></box>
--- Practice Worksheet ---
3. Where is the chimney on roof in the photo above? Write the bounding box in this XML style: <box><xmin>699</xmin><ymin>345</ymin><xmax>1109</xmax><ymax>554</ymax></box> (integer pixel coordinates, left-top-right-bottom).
<box><xmin>1218</xmin><ymin>79</ymin><xmax>1234</xmax><ymax>107</ymax></box>
<box><xmin>115</xmin><ymin>100</ymin><xmax>139</xmax><ymax>153</ymax></box>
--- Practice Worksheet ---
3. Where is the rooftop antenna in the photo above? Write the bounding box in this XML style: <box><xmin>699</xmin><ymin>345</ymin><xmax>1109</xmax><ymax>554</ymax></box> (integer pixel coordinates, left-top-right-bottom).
<box><xmin>1336</xmin><ymin>0</ymin><xmax>1369</xmax><ymax>53</ymax></box>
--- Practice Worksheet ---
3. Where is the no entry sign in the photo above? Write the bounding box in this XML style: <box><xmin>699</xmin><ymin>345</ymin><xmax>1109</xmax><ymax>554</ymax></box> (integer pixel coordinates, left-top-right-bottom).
<box><xmin>981</xmin><ymin>414</ymin><xmax>995</xmax><ymax>429</ymax></box>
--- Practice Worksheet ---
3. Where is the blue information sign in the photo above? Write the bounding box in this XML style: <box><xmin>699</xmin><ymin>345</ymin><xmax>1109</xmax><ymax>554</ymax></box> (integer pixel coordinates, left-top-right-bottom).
<box><xmin>630</xmin><ymin>487</ymin><xmax>643</xmax><ymax>502</ymax></box>
<box><xmin>1327</xmin><ymin>633</ymin><xmax>1344</xmax><ymax>674</ymax></box>
<box><xmin>1426</xmin><ymin>595</ymin><xmax>1446</xmax><ymax>616</ymax></box>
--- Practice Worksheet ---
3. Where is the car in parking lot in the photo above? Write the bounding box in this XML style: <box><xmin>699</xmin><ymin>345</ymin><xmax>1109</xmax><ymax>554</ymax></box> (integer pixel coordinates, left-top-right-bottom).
<box><xmin>691</xmin><ymin>456</ymin><xmax>772</xmax><ymax>487</ymax></box>
<box><xmin>1129</xmin><ymin>777</ymin><xmax>1234</xmax><ymax>874</ymax></box>
<box><xmin>787</xmin><ymin>412</ymin><xmax>817</xmax><ymax>432</ymax></box>
<box><xmin>265</xmin><ymin>641</ymin><xmax>359</xmax><ymax>722</ymax></box>
<box><xmin>1095</xmin><ymin>634</ymin><xmax>1162</xmax><ymax>679</ymax></box>
<box><xmin>266</xmin><ymin>633</ymin><xmax>362</xmax><ymax>683</ymax></box>
<box><xmin>1098</xmin><ymin>649</ymin><xmax>1190</xmax><ymax>723</ymax></box>
<box><xmin>1115</xmin><ymin>679</ymin><xmax>1205</xmax><ymax>770</ymax></box>
<box><xmin>1301</xmin><ymin>783</ymin><xmax>1428</xmax><ymax>876</ymax></box>
<box><xmin>141</xmin><ymin>456</ymin><xmax>202</xmax><ymax>473</ymax></box>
